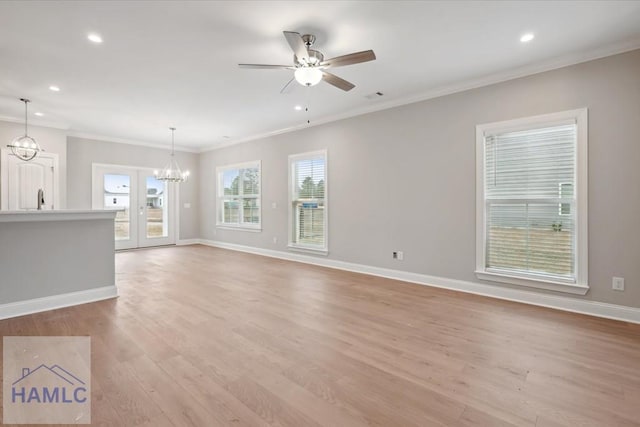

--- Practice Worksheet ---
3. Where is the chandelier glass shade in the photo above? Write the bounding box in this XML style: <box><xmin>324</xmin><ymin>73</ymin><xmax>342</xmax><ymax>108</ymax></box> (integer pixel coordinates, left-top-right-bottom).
<box><xmin>154</xmin><ymin>127</ymin><xmax>189</xmax><ymax>183</ymax></box>
<box><xmin>7</xmin><ymin>98</ymin><xmax>42</xmax><ymax>161</ymax></box>
<box><xmin>294</xmin><ymin>67</ymin><xmax>323</xmax><ymax>86</ymax></box>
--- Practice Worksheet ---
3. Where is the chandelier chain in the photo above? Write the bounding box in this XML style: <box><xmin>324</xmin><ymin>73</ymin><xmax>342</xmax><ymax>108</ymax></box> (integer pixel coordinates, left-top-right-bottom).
<box><xmin>170</xmin><ymin>127</ymin><xmax>176</xmax><ymax>157</ymax></box>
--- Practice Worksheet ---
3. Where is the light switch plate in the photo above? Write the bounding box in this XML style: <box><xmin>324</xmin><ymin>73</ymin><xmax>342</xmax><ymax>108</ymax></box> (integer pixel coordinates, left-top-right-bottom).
<box><xmin>612</xmin><ymin>277</ymin><xmax>625</xmax><ymax>291</ymax></box>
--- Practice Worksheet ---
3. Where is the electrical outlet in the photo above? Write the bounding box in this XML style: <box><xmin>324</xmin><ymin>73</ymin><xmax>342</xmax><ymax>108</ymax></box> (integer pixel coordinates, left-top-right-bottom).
<box><xmin>612</xmin><ymin>277</ymin><xmax>625</xmax><ymax>291</ymax></box>
<box><xmin>183</xmin><ymin>203</ymin><xmax>191</xmax><ymax>209</ymax></box>
<box><xmin>392</xmin><ymin>251</ymin><xmax>404</xmax><ymax>260</ymax></box>
<box><xmin>272</xmin><ymin>237</ymin><xmax>278</xmax><ymax>244</ymax></box>
<box><xmin>272</xmin><ymin>202</ymin><xmax>277</xmax><ymax>209</ymax></box>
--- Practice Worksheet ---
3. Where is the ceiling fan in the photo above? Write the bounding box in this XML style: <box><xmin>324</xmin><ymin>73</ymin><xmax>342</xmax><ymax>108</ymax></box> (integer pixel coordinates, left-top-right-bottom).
<box><xmin>239</xmin><ymin>31</ymin><xmax>376</xmax><ymax>93</ymax></box>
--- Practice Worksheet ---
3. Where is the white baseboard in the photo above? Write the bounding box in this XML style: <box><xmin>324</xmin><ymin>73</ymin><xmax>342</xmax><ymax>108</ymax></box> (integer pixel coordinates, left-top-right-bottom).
<box><xmin>177</xmin><ymin>239</ymin><xmax>201</xmax><ymax>246</ymax></box>
<box><xmin>0</xmin><ymin>286</ymin><xmax>119</xmax><ymax>320</ymax></box>
<box><xmin>191</xmin><ymin>239</ymin><xmax>640</xmax><ymax>325</ymax></box>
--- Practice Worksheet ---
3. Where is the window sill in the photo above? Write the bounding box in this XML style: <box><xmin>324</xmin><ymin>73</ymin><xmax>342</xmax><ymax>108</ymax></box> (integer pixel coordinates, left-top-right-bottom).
<box><xmin>216</xmin><ymin>225</ymin><xmax>262</xmax><ymax>233</ymax></box>
<box><xmin>475</xmin><ymin>270</ymin><xmax>589</xmax><ymax>295</ymax></box>
<box><xmin>287</xmin><ymin>244</ymin><xmax>328</xmax><ymax>256</ymax></box>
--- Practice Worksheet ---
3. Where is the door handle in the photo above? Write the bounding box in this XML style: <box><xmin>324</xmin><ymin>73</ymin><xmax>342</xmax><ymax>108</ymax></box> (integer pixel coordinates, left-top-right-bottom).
<box><xmin>37</xmin><ymin>188</ymin><xmax>45</xmax><ymax>210</ymax></box>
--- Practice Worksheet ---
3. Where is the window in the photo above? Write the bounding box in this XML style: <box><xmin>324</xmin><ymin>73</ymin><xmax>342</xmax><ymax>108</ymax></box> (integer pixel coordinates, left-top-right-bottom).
<box><xmin>289</xmin><ymin>150</ymin><xmax>327</xmax><ymax>253</ymax></box>
<box><xmin>476</xmin><ymin>109</ymin><xmax>588</xmax><ymax>294</ymax></box>
<box><xmin>216</xmin><ymin>161</ymin><xmax>261</xmax><ymax>230</ymax></box>
<box><xmin>558</xmin><ymin>183</ymin><xmax>572</xmax><ymax>216</ymax></box>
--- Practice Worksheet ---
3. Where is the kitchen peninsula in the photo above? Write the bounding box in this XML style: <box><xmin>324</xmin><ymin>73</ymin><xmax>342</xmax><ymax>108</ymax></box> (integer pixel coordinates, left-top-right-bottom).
<box><xmin>0</xmin><ymin>210</ymin><xmax>118</xmax><ymax>319</ymax></box>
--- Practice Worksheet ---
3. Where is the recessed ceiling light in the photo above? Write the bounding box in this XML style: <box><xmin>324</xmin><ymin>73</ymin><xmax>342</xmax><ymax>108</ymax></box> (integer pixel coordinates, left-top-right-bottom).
<box><xmin>520</xmin><ymin>33</ymin><xmax>535</xmax><ymax>43</ymax></box>
<box><xmin>34</xmin><ymin>112</ymin><xmax>44</xmax><ymax>117</ymax></box>
<box><xmin>49</xmin><ymin>85</ymin><xmax>60</xmax><ymax>92</ymax></box>
<box><xmin>88</xmin><ymin>33</ymin><xmax>103</xmax><ymax>43</ymax></box>
<box><xmin>294</xmin><ymin>105</ymin><xmax>302</xmax><ymax>111</ymax></box>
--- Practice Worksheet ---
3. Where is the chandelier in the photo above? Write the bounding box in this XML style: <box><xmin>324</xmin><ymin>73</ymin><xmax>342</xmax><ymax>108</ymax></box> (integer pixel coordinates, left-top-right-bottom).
<box><xmin>154</xmin><ymin>127</ymin><xmax>189</xmax><ymax>183</ymax></box>
<box><xmin>7</xmin><ymin>98</ymin><xmax>43</xmax><ymax>161</ymax></box>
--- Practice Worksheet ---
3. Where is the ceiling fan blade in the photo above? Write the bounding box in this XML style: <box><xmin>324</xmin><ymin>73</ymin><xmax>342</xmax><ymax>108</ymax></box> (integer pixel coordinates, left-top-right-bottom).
<box><xmin>238</xmin><ymin>64</ymin><xmax>294</xmax><ymax>69</ymax></box>
<box><xmin>283</xmin><ymin>31</ymin><xmax>309</xmax><ymax>63</ymax></box>
<box><xmin>280</xmin><ymin>78</ymin><xmax>296</xmax><ymax>94</ymax></box>
<box><xmin>322</xmin><ymin>72</ymin><xmax>355</xmax><ymax>91</ymax></box>
<box><xmin>320</xmin><ymin>50</ymin><xmax>376</xmax><ymax>68</ymax></box>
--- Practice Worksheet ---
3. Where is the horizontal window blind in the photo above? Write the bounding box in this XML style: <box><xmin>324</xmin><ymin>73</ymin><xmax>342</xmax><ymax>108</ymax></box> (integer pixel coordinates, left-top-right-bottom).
<box><xmin>217</xmin><ymin>162</ymin><xmax>260</xmax><ymax>227</ymax></box>
<box><xmin>484</xmin><ymin>124</ymin><xmax>576</xmax><ymax>280</ymax></box>
<box><xmin>291</xmin><ymin>153</ymin><xmax>326</xmax><ymax>249</ymax></box>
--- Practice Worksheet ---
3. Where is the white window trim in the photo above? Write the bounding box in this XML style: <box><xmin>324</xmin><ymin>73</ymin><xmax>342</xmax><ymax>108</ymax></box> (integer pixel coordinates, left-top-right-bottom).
<box><xmin>216</xmin><ymin>160</ymin><xmax>262</xmax><ymax>231</ymax></box>
<box><xmin>475</xmin><ymin>109</ymin><xmax>588</xmax><ymax>295</ymax></box>
<box><xmin>288</xmin><ymin>150</ymin><xmax>328</xmax><ymax>255</ymax></box>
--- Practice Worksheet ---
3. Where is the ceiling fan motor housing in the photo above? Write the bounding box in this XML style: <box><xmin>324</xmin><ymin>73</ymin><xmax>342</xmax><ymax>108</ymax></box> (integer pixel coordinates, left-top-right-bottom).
<box><xmin>295</xmin><ymin>49</ymin><xmax>324</xmax><ymax>66</ymax></box>
<box><xmin>301</xmin><ymin>34</ymin><xmax>316</xmax><ymax>47</ymax></box>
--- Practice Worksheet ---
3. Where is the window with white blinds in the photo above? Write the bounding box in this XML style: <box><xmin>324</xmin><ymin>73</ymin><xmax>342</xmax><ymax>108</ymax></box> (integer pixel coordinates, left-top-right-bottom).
<box><xmin>476</xmin><ymin>110</ymin><xmax>588</xmax><ymax>294</ymax></box>
<box><xmin>289</xmin><ymin>151</ymin><xmax>327</xmax><ymax>252</ymax></box>
<box><xmin>216</xmin><ymin>161</ymin><xmax>261</xmax><ymax>230</ymax></box>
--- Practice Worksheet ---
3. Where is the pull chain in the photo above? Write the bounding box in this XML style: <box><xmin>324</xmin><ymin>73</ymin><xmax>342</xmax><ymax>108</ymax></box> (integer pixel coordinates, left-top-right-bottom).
<box><xmin>305</xmin><ymin>86</ymin><xmax>311</xmax><ymax>125</ymax></box>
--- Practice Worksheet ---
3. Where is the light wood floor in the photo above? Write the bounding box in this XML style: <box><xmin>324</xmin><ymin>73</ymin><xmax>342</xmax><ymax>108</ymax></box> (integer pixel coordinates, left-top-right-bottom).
<box><xmin>1</xmin><ymin>245</ymin><xmax>640</xmax><ymax>426</ymax></box>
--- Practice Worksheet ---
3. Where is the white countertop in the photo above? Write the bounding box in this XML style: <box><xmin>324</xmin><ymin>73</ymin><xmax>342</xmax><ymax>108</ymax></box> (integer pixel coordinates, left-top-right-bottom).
<box><xmin>0</xmin><ymin>210</ymin><xmax>118</xmax><ymax>222</ymax></box>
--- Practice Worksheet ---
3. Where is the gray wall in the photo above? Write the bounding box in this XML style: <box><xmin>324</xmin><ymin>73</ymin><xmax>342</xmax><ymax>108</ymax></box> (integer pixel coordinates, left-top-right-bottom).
<box><xmin>0</xmin><ymin>218</ymin><xmax>114</xmax><ymax>303</ymax></box>
<box><xmin>67</xmin><ymin>137</ymin><xmax>200</xmax><ymax>240</ymax></box>
<box><xmin>0</xmin><ymin>121</ymin><xmax>68</xmax><ymax>208</ymax></box>
<box><xmin>200</xmin><ymin>49</ymin><xmax>640</xmax><ymax>308</ymax></box>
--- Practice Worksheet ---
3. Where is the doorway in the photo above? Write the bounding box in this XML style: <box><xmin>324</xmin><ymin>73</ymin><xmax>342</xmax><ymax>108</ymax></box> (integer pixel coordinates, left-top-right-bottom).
<box><xmin>92</xmin><ymin>164</ymin><xmax>176</xmax><ymax>250</ymax></box>
<box><xmin>0</xmin><ymin>149</ymin><xmax>59</xmax><ymax>210</ymax></box>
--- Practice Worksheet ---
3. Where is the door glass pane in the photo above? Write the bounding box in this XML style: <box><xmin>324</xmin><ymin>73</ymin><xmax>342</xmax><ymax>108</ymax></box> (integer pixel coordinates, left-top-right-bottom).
<box><xmin>146</xmin><ymin>176</ymin><xmax>168</xmax><ymax>238</ymax></box>
<box><xmin>104</xmin><ymin>174</ymin><xmax>130</xmax><ymax>240</ymax></box>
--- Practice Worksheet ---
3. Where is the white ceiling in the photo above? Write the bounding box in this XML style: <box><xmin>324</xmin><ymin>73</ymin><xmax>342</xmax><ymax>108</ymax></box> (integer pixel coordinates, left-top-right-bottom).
<box><xmin>0</xmin><ymin>1</ymin><xmax>639</xmax><ymax>151</ymax></box>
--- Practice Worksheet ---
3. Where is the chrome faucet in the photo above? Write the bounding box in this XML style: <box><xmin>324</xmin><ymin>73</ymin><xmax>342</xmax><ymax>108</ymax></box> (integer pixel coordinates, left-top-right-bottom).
<box><xmin>37</xmin><ymin>188</ymin><xmax>45</xmax><ymax>210</ymax></box>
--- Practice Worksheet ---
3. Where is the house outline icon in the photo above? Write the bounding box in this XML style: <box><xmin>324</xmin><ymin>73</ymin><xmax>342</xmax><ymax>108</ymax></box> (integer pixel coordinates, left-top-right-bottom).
<box><xmin>12</xmin><ymin>364</ymin><xmax>86</xmax><ymax>387</ymax></box>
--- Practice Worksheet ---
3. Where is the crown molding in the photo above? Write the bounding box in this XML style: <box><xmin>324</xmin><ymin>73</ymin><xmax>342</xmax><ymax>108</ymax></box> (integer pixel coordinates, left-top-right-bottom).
<box><xmin>66</xmin><ymin>131</ymin><xmax>199</xmax><ymax>153</ymax></box>
<box><xmin>0</xmin><ymin>117</ymin><xmax>198</xmax><ymax>153</ymax></box>
<box><xmin>199</xmin><ymin>38</ymin><xmax>640</xmax><ymax>153</ymax></box>
<box><xmin>0</xmin><ymin>115</ymin><xmax>70</xmax><ymax>131</ymax></box>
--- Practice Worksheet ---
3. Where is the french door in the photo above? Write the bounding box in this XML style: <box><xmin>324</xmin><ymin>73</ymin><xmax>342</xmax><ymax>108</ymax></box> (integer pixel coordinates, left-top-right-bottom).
<box><xmin>92</xmin><ymin>165</ymin><xmax>176</xmax><ymax>250</ymax></box>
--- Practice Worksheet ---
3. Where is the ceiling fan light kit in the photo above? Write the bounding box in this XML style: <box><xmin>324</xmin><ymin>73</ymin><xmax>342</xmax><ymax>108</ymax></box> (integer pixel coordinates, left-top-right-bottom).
<box><xmin>239</xmin><ymin>31</ymin><xmax>376</xmax><ymax>92</ymax></box>
<box><xmin>294</xmin><ymin>67</ymin><xmax>323</xmax><ymax>86</ymax></box>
